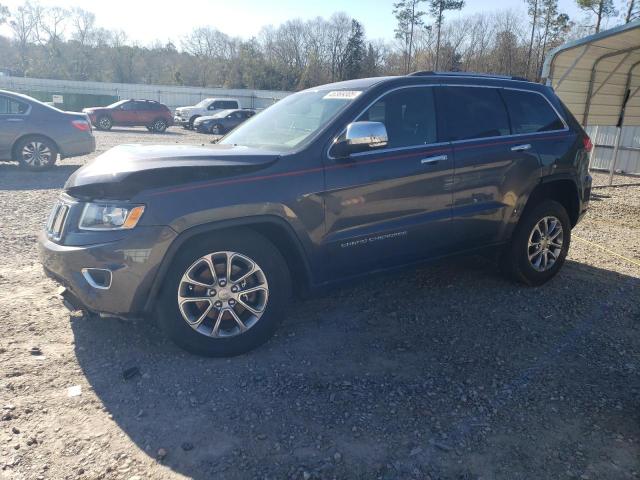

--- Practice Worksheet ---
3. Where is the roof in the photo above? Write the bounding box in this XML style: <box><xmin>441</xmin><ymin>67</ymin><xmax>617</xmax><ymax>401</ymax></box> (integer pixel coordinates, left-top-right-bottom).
<box><xmin>541</xmin><ymin>20</ymin><xmax>640</xmax><ymax>127</ymax></box>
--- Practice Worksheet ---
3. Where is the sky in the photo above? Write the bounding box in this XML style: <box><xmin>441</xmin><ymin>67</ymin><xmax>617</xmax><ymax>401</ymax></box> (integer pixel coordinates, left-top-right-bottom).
<box><xmin>0</xmin><ymin>0</ymin><xmax>621</xmax><ymax>45</ymax></box>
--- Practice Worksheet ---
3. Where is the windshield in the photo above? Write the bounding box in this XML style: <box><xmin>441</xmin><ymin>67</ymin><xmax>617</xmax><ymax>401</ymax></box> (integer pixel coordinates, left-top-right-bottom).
<box><xmin>220</xmin><ymin>89</ymin><xmax>362</xmax><ymax>152</ymax></box>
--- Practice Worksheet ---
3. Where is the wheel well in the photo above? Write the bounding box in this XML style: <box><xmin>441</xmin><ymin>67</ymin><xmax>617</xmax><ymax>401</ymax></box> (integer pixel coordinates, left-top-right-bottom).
<box><xmin>148</xmin><ymin>221</ymin><xmax>311</xmax><ymax>311</ymax></box>
<box><xmin>189</xmin><ymin>115</ymin><xmax>200</xmax><ymax>122</ymax></box>
<box><xmin>524</xmin><ymin>180</ymin><xmax>580</xmax><ymax>227</ymax></box>
<box><xmin>12</xmin><ymin>134</ymin><xmax>60</xmax><ymax>160</ymax></box>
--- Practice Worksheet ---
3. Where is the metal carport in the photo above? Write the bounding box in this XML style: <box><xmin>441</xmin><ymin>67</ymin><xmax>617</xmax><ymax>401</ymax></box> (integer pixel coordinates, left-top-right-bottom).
<box><xmin>542</xmin><ymin>20</ymin><xmax>640</xmax><ymax>184</ymax></box>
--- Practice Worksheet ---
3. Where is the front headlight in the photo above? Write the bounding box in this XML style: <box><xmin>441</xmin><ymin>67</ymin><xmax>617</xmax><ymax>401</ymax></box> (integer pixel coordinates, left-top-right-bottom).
<box><xmin>79</xmin><ymin>203</ymin><xmax>145</xmax><ymax>231</ymax></box>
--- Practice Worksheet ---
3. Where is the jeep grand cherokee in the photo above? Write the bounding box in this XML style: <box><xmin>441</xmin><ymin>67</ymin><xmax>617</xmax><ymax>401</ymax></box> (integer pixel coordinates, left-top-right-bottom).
<box><xmin>39</xmin><ymin>72</ymin><xmax>592</xmax><ymax>357</ymax></box>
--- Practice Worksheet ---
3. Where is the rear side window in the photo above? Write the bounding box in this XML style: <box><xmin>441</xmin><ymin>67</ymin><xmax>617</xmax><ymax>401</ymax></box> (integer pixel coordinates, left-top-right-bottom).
<box><xmin>437</xmin><ymin>87</ymin><xmax>510</xmax><ymax>141</ymax></box>
<box><xmin>213</xmin><ymin>100</ymin><xmax>239</xmax><ymax>109</ymax></box>
<box><xmin>358</xmin><ymin>87</ymin><xmax>437</xmax><ymax>148</ymax></box>
<box><xmin>501</xmin><ymin>89</ymin><xmax>565</xmax><ymax>134</ymax></box>
<box><xmin>0</xmin><ymin>96</ymin><xmax>28</xmax><ymax>114</ymax></box>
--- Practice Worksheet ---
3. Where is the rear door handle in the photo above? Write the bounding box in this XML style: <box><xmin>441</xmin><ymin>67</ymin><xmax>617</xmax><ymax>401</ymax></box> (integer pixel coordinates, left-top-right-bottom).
<box><xmin>511</xmin><ymin>144</ymin><xmax>532</xmax><ymax>152</ymax></box>
<box><xmin>6</xmin><ymin>118</ymin><xmax>24</xmax><ymax>122</ymax></box>
<box><xmin>421</xmin><ymin>154</ymin><xmax>448</xmax><ymax>165</ymax></box>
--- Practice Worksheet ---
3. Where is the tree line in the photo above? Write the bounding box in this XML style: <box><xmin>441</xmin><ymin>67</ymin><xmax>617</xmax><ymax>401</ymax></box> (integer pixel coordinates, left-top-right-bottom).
<box><xmin>0</xmin><ymin>0</ymin><xmax>637</xmax><ymax>92</ymax></box>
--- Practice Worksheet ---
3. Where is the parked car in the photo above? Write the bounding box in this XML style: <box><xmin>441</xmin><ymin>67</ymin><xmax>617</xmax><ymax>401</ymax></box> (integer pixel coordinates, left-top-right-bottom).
<box><xmin>193</xmin><ymin>109</ymin><xmax>256</xmax><ymax>134</ymax></box>
<box><xmin>174</xmin><ymin>98</ymin><xmax>240</xmax><ymax>129</ymax></box>
<box><xmin>83</xmin><ymin>99</ymin><xmax>173</xmax><ymax>132</ymax></box>
<box><xmin>0</xmin><ymin>89</ymin><xmax>95</xmax><ymax>170</ymax></box>
<box><xmin>39</xmin><ymin>72</ymin><xmax>592</xmax><ymax>357</ymax></box>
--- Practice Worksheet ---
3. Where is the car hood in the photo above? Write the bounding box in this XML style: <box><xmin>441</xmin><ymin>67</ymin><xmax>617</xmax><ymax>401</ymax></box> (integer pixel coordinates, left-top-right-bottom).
<box><xmin>65</xmin><ymin>144</ymin><xmax>280</xmax><ymax>199</ymax></box>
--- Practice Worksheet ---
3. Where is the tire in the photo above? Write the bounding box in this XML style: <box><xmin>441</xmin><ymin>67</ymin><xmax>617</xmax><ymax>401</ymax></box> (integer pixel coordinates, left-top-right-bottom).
<box><xmin>96</xmin><ymin>115</ymin><xmax>113</xmax><ymax>131</ymax></box>
<box><xmin>211</xmin><ymin>124</ymin><xmax>225</xmax><ymax>135</ymax></box>
<box><xmin>151</xmin><ymin>118</ymin><xmax>168</xmax><ymax>133</ymax></box>
<box><xmin>188</xmin><ymin>116</ymin><xmax>200</xmax><ymax>129</ymax></box>
<box><xmin>146</xmin><ymin>126</ymin><xmax>153</xmax><ymax>132</ymax></box>
<box><xmin>15</xmin><ymin>136</ymin><xmax>58</xmax><ymax>170</ymax></box>
<box><xmin>502</xmin><ymin>199</ymin><xmax>571</xmax><ymax>286</ymax></box>
<box><xmin>157</xmin><ymin>229</ymin><xmax>291</xmax><ymax>357</ymax></box>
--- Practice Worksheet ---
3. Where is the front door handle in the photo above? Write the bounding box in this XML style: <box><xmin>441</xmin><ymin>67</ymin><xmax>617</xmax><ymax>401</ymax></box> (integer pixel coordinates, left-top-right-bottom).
<box><xmin>421</xmin><ymin>154</ymin><xmax>448</xmax><ymax>165</ymax></box>
<box><xmin>6</xmin><ymin>118</ymin><xmax>24</xmax><ymax>122</ymax></box>
<box><xmin>511</xmin><ymin>144</ymin><xmax>532</xmax><ymax>152</ymax></box>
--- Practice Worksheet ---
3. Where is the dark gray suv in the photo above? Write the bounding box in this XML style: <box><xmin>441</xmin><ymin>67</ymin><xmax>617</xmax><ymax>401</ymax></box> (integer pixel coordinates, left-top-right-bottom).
<box><xmin>0</xmin><ymin>90</ymin><xmax>96</xmax><ymax>169</ymax></box>
<box><xmin>39</xmin><ymin>72</ymin><xmax>592</xmax><ymax>356</ymax></box>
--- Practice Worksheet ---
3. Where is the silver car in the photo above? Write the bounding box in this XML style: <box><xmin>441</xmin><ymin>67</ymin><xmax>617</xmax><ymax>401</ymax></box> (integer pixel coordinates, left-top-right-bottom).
<box><xmin>0</xmin><ymin>90</ymin><xmax>96</xmax><ymax>170</ymax></box>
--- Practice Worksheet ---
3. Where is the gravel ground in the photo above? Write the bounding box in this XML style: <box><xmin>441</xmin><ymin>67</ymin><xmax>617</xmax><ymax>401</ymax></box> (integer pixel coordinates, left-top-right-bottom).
<box><xmin>1</xmin><ymin>127</ymin><xmax>639</xmax><ymax>480</ymax></box>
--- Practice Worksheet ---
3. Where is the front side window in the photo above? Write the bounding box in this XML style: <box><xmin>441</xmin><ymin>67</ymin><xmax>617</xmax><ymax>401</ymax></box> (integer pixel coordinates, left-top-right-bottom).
<box><xmin>358</xmin><ymin>87</ymin><xmax>437</xmax><ymax>149</ymax></box>
<box><xmin>220</xmin><ymin>89</ymin><xmax>361</xmax><ymax>152</ymax></box>
<box><xmin>438</xmin><ymin>87</ymin><xmax>510</xmax><ymax>141</ymax></box>
<box><xmin>501</xmin><ymin>89</ymin><xmax>565</xmax><ymax>134</ymax></box>
<box><xmin>121</xmin><ymin>101</ymin><xmax>137</xmax><ymax>111</ymax></box>
<box><xmin>0</xmin><ymin>96</ymin><xmax>28</xmax><ymax>114</ymax></box>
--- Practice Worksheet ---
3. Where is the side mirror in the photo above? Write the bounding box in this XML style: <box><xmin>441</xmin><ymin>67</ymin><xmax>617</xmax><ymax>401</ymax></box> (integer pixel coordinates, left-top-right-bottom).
<box><xmin>331</xmin><ymin>121</ymin><xmax>388</xmax><ymax>158</ymax></box>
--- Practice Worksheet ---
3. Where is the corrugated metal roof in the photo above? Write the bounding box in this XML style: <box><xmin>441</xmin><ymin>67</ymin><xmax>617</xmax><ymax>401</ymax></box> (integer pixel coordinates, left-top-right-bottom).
<box><xmin>542</xmin><ymin>20</ymin><xmax>640</xmax><ymax>127</ymax></box>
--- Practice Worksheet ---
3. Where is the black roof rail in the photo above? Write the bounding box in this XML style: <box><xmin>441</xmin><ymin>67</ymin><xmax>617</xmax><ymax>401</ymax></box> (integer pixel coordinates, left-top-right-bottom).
<box><xmin>408</xmin><ymin>71</ymin><xmax>530</xmax><ymax>82</ymax></box>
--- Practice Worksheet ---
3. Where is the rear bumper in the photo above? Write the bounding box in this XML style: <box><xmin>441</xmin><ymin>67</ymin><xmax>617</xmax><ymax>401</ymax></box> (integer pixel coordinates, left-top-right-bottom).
<box><xmin>60</xmin><ymin>135</ymin><xmax>96</xmax><ymax>159</ymax></box>
<box><xmin>38</xmin><ymin>226</ymin><xmax>177</xmax><ymax>316</ymax></box>
<box><xmin>577</xmin><ymin>173</ymin><xmax>593</xmax><ymax>224</ymax></box>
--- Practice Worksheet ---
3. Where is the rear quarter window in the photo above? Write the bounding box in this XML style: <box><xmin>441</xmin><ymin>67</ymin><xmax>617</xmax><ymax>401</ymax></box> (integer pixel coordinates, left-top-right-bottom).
<box><xmin>501</xmin><ymin>89</ymin><xmax>565</xmax><ymax>134</ymax></box>
<box><xmin>437</xmin><ymin>87</ymin><xmax>510</xmax><ymax>141</ymax></box>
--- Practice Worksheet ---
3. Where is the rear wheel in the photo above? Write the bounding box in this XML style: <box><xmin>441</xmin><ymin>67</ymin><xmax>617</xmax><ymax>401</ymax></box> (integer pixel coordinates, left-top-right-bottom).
<box><xmin>502</xmin><ymin>199</ymin><xmax>571</xmax><ymax>286</ymax></box>
<box><xmin>157</xmin><ymin>229</ymin><xmax>291</xmax><ymax>357</ymax></box>
<box><xmin>15</xmin><ymin>136</ymin><xmax>58</xmax><ymax>170</ymax></box>
<box><xmin>96</xmin><ymin>115</ymin><xmax>112</xmax><ymax>131</ymax></box>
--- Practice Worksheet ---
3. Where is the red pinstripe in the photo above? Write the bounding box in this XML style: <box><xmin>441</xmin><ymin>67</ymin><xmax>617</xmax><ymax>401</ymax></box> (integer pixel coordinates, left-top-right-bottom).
<box><xmin>149</xmin><ymin>132</ymin><xmax>574</xmax><ymax>197</ymax></box>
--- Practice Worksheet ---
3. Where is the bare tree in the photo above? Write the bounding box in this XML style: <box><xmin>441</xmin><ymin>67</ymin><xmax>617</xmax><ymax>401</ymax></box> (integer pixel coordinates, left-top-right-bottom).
<box><xmin>9</xmin><ymin>2</ymin><xmax>40</xmax><ymax>75</ymax></box>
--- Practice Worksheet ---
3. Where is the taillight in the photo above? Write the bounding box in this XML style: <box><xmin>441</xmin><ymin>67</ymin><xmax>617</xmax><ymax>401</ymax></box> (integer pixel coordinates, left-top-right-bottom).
<box><xmin>583</xmin><ymin>135</ymin><xmax>593</xmax><ymax>153</ymax></box>
<box><xmin>72</xmin><ymin>119</ymin><xmax>91</xmax><ymax>132</ymax></box>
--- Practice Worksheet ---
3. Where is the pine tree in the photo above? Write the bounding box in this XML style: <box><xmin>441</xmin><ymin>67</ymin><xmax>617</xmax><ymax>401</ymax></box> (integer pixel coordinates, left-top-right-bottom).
<box><xmin>429</xmin><ymin>0</ymin><xmax>465</xmax><ymax>70</ymax></box>
<box><xmin>343</xmin><ymin>20</ymin><xmax>366</xmax><ymax>80</ymax></box>
<box><xmin>576</xmin><ymin>0</ymin><xmax>616</xmax><ymax>32</ymax></box>
<box><xmin>393</xmin><ymin>0</ymin><xmax>427</xmax><ymax>74</ymax></box>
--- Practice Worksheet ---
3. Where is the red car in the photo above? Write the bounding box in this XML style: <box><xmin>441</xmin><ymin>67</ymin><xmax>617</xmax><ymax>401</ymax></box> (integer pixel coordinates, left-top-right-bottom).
<box><xmin>83</xmin><ymin>99</ymin><xmax>173</xmax><ymax>133</ymax></box>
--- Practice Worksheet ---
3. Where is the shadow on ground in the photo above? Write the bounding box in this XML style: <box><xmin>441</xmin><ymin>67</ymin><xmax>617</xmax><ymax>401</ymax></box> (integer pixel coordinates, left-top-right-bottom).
<box><xmin>0</xmin><ymin>163</ymin><xmax>80</xmax><ymax>190</ymax></box>
<box><xmin>71</xmin><ymin>257</ymin><xmax>640</xmax><ymax>479</ymax></box>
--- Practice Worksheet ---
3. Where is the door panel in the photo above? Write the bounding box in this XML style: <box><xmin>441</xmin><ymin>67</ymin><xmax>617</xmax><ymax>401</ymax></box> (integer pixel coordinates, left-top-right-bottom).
<box><xmin>450</xmin><ymin>138</ymin><xmax>540</xmax><ymax>248</ymax></box>
<box><xmin>436</xmin><ymin>86</ymin><xmax>543</xmax><ymax>249</ymax></box>
<box><xmin>322</xmin><ymin>86</ymin><xmax>454</xmax><ymax>275</ymax></box>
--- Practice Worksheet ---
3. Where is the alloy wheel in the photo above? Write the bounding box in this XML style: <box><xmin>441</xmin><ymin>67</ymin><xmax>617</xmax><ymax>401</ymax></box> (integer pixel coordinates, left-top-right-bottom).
<box><xmin>177</xmin><ymin>251</ymin><xmax>269</xmax><ymax>338</ymax></box>
<box><xmin>154</xmin><ymin>120</ymin><xmax>166</xmax><ymax>132</ymax></box>
<box><xmin>527</xmin><ymin>216</ymin><xmax>564</xmax><ymax>272</ymax></box>
<box><xmin>21</xmin><ymin>141</ymin><xmax>52</xmax><ymax>167</ymax></box>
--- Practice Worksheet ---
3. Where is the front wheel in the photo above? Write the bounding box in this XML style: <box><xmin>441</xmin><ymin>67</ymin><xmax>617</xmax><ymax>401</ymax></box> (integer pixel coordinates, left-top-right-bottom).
<box><xmin>15</xmin><ymin>136</ymin><xmax>58</xmax><ymax>170</ymax></box>
<box><xmin>502</xmin><ymin>199</ymin><xmax>571</xmax><ymax>286</ymax></box>
<box><xmin>157</xmin><ymin>229</ymin><xmax>291</xmax><ymax>356</ymax></box>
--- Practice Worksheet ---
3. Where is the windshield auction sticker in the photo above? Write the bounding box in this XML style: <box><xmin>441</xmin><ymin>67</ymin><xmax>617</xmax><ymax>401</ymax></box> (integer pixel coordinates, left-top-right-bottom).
<box><xmin>323</xmin><ymin>90</ymin><xmax>362</xmax><ymax>100</ymax></box>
